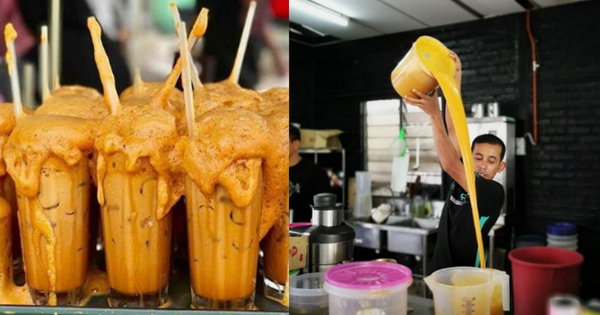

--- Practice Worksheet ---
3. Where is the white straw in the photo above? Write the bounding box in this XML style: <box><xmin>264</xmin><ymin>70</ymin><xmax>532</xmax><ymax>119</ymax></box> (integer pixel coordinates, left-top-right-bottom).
<box><xmin>229</xmin><ymin>1</ymin><xmax>256</xmax><ymax>83</ymax></box>
<box><xmin>50</xmin><ymin>0</ymin><xmax>62</xmax><ymax>91</ymax></box>
<box><xmin>169</xmin><ymin>2</ymin><xmax>203</xmax><ymax>90</ymax></box>
<box><xmin>22</xmin><ymin>63</ymin><xmax>35</xmax><ymax>108</ymax></box>
<box><xmin>4</xmin><ymin>24</ymin><xmax>23</xmax><ymax>119</ymax></box>
<box><xmin>41</xmin><ymin>26</ymin><xmax>50</xmax><ymax>101</ymax></box>
<box><xmin>177</xmin><ymin>22</ymin><xmax>195</xmax><ymax>138</ymax></box>
<box><xmin>87</xmin><ymin>17</ymin><xmax>121</xmax><ymax>115</ymax></box>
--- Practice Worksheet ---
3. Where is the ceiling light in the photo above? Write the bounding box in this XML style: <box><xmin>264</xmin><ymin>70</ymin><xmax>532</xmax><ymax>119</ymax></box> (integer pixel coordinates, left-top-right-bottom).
<box><xmin>311</xmin><ymin>0</ymin><xmax>351</xmax><ymax>17</ymax></box>
<box><xmin>290</xmin><ymin>28</ymin><xmax>303</xmax><ymax>35</ymax></box>
<box><xmin>302</xmin><ymin>24</ymin><xmax>326</xmax><ymax>37</ymax></box>
<box><xmin>290</xmin><ymin>0</ymin><xmax>349</xmax><ymax>27</ymax></box>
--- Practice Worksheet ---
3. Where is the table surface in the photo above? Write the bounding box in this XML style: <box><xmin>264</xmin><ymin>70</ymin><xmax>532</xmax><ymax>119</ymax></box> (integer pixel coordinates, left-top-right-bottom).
<box><xmin>0</xmin><ymin>257</ymin><xmax>288</xmax><ymax>315</ymax></box>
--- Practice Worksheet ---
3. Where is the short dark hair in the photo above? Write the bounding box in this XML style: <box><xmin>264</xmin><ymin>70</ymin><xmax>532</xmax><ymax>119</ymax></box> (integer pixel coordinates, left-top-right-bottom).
<box><xmin>471</xmin><ymin>134</ymin><xmax>506</xmax><ymax>161</ymax></box>
<box><xmin>290</xmin><ymin>125</ymin><xmax>301</xmax><ymax>142</ymax></box>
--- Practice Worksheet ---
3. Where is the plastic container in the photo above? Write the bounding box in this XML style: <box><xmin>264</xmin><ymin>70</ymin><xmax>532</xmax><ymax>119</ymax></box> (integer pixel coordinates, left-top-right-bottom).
<box><xmin>546</xmin><ymin>238</ymin><xmax>578</xmax><ymax>246</ymax></box>
<box><xmin>424</xmin><ymin>267</ymin><xmax>510</xmax><ymax>315</ymax></box>
<box><xmin>515</xmin><ymin>235</ymin><xmax>546</xmax><ymax>248</ymax></box>
<box><xmin>324</xmin><ymin>261</ymin><xmax>412</xmax><ymax>315</ymax></box>
<box><xmin>548</xmin><ymin>296</ymin><xmax>581</xmax><ymax>315</ymax></box>
<box><xmin>390</xmin><ymin>36</ymin><xmax>455</xmax><ymax>99</ymax></box>
<box><xmin>290</xmin><ymin>272</ymin><xmax>329</xmax><ymax>315</ymax></box>
<box><xmin>290</xmin><ymin>223</ymin><xmax>313</xmax><ymax>229</ymax></box>
<box><xmin>547</xmin><ymin>243</ymin><xmax>578</xmax><ymax>251</ymax></box>
<box><xmin>390</xmin><ymin>154</ymin><xmax>410</xmax><ymax>193</ymax></box>
<box><xmin>547</xmin><ymin>234</ymin><xmax>578</xmax><ymax>251</ymax></box>
<box><xmin>548</xmin><ymin>233</ymin><xmax>579</xmax><ymax>241</ymax></box>
<box><xmin>584</xmin><ymin>299</ymin><xmax>600</xmax><ymax>315</ymax></box>
<box><xmin>509</xmin><ymin>247</ymin><xmax>584</xmax><ymax>315</ymax></box>
<box><xmin>546</xmin><ymin>223</ymin><xmax>578</xmax><ymax>251</ymax></box>
<box><xmin>547</xmin><ymin>223</ymin><xmax>578</xmax><ymax>237</ymax></box>
<box><xmin>355</xmin><ymin>172</ymin><xmax>372</xmax><ymax>196</ymax></box>
<box><xmin>353</xmin><ymin>194</ymin><xmax>372</xmax><ymax>219</ymax></box>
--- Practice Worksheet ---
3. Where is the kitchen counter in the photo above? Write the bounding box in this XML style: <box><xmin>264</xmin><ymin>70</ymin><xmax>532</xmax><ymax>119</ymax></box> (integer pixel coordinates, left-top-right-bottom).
<box><xmin>347</xmin><ymin>215</ymin><xmax>438</xmax><ymax>235</ymax></box>
<box><xmin>347</xmin><ymin>215</ymin><xmax>438</xmax><ymax>298</ymax></box>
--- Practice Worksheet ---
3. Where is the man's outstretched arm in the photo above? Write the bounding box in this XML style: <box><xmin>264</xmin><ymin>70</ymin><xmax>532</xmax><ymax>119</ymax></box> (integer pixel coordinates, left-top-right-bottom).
<box><xmin>405</xmin><ymin>89</ymin><xmax>469</xmax><ymax>193</ymax></box>
<box><xmin>444</xmin><ymin>51</ymin><xmax>463</xmax><ymax>160</ymax></box>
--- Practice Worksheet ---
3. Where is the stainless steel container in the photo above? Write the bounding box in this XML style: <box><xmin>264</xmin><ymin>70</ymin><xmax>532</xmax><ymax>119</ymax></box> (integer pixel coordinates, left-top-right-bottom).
<box><xmin>472</xmin><ymin>103</ymin><xmax>484</xmax><ymax>118</ymax></box>
<box><xmin>310</xmin><ymin>241</ymin><xmax>354</xmax><ymax>272</ymax></box>
<box><xmin>487</xmin><ymin>102</ymin><xmax>499</xmax><ymax>117</ymax></box>
<box><xmin>306</xmin><ymin>193</ymin><xmax>355</xmax><ymax>273</ymax></box>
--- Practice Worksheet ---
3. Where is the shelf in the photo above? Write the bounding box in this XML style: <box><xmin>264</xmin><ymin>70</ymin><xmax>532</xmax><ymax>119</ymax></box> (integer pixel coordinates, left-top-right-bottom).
<box><xmin>299</xmin><ymin>148</ymin><xmax>344</xmax><ymax>154</ymax></box>
<box><xmin>298</xmin><ymin>149</ymin><xmax>346</xmax><ymax>206</ymax></box>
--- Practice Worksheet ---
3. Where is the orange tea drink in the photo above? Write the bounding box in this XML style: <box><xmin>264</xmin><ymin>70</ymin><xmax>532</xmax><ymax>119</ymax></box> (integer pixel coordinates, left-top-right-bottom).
<box><xmin>0</xmin><ymin>104</ymin><xmax>26</xmax><ymax>267</ymax></box>
<box><xmin>5</xmin><ymin>115</ymin><xmax>95</xmax><ymax>306</ymax></box>
<box><xmin>181</xmin><ymin>107</ymin><xmax>283</xmax><ymax>309</ymax></box>
<box><xmin>95</xmin><ymin>105</ymin><xmax>182</xmax><ymax>308</ymax></box>
<box><xmin>258</xmin><ymin>87</ymin><xmax>290</xmax><ymax>305</ymax></box>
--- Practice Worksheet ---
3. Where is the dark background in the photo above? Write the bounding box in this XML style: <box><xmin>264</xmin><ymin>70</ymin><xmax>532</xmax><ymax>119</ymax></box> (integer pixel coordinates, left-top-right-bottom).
<box><xmin>290</xmin><ymin>1</ymin><xmax>600</xmax><ymax>298</ymax></box>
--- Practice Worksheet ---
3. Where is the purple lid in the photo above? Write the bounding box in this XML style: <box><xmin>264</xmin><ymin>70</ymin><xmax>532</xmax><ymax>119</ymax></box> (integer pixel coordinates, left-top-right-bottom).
<box><xmin>547</xmin><ymin>223</ymin><xmax>577</xmax><ymax>236</ymax></box>
<box><xmin>325</xmin><ymin>262</ymin><xmax>412</xmax><ymax>290</ymax></box>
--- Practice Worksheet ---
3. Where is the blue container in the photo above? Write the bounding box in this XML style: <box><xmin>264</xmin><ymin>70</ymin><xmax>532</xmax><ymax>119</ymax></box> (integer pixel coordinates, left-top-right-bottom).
<box><xmin>547</xmin><ymin>223</ymin><xmax>578</xmax><ymax>237</ymax></box>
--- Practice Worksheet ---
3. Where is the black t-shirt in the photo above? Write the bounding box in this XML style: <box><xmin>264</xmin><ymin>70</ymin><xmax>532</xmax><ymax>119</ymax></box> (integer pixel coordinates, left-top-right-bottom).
<box><xmin>429</xmin><ymin>174</ymin><xmax>504</xmax><ymax>274</ymax></box>
<box><xmin>289</xmin><ymin>158</ymin><xmax>332</xmax><ymax>223</ymax></box>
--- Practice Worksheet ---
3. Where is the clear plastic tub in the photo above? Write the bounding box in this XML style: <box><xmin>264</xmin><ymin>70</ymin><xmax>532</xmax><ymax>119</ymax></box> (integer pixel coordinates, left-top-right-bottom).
<box><xmin>324</xmin><ymin>262</ymin><xmax>412</xmax><ymax>315</ymax></box>
<box><xmin>547</xmin><ymin>233</ymin><xmax>578</xmax><ymax>241</ymax></box>
<box><xmin>290</xmin><ymin>272</ymin><xmax>328</xmax><ymax>315</ymax></box>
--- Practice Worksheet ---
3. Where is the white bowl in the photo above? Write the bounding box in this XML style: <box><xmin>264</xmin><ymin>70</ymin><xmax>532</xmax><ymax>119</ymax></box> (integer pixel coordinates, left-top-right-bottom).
<box><xmin>414</xmin><ymin>217</ymin><xmax>439</xmax><ymax>229</ymax></box>
<box><xmin>371</xmin><ymin>210</ymin><xmax>392</xmax><ymax>224</ymax></box>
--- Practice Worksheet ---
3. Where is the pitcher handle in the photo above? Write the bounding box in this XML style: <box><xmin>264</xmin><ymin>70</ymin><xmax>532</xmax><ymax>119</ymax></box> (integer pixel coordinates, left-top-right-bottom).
<box><xmin>500</xmin><ymin>272</ymin><xmax>511</xmax><ymax>311</ymax></box>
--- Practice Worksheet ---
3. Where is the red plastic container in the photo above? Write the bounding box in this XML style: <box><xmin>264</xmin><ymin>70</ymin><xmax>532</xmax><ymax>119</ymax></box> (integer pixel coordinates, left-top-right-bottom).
<box><xmin>509</xmin><ymin>247</ymin><xmax>584</xmax><ymax>315</ymax></box>
<box><xmin>271</xmin><ymin>0</ymin><xmax>288</xmax><ymax>19</ymax></box>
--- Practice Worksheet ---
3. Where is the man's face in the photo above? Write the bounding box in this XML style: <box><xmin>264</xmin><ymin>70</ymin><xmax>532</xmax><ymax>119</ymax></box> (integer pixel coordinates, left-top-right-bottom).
<box><xmin>472</xmin><ymin>143</ymin><xmax>506</xmax><ymax>180</ymax></box>
<box><xmin>289</xmin><ymin>139</ymin><xmax>300</xmax><ymax>158</ymax></box>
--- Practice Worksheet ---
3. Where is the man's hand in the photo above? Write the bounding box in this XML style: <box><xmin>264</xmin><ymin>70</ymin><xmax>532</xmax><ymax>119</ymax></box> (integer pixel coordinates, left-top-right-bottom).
<box><xmin>449</xmin><ymin>50</ymin><xmax>462</xmax><ymax>90</ymax></box>
<box><xmin>404</xmin><ymin>89</ymin><xmax>440</xmax><ymax>117</ymax></box>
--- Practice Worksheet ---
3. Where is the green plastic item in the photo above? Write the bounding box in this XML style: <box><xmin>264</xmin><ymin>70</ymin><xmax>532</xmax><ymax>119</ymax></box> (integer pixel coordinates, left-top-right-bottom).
<box><xmin>398</xmin><ymin>127</ymin><xmax>408</xmax><ymax>157</ymax></box>
<box><xmin>151</xmin><ymin>0</ymin><xmax>197</xmax><ymax>33</ymax></box>
<box><xmin>388</xmin><ymin>127</ymin><xmax>409</xmax><ymax>158</ymax></box>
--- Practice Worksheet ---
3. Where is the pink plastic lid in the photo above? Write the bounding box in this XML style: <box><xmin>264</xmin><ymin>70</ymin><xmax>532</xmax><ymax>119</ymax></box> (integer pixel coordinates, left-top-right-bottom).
<box><xmin>290</xmin><ymin>222</ymin><xmax>312</xmax><ymax>228</ymax></box>
<box><xmin>325</xmin><ymin>261</ymin><xmax>412</xmax><ymax>290</ymax></box>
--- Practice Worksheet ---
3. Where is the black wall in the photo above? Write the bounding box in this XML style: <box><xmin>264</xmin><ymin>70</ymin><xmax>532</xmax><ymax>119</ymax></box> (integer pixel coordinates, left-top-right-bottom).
<box><xmin>290</xmin><ymin>41</ymin><xmax>316</xmax><ymax>128</ymax></box>
<box><xmin>290</xmin><ymin>1</ymin><xmax>600</xmax><ymax>298</ymax></box>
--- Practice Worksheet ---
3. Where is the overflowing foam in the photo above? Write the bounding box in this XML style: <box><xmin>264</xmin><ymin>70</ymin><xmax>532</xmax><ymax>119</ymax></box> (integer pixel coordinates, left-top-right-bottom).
<box><xmin>4</xmin><ymin>115</ymin><xmax>96</xmax><ymax>198</ymax></box>
<box><xmin>36</xmin><ymin>86</ymin><xmax>109</xmax><ymax>120</ymax></box>
<box><xmin>95</xmin><ymin>105</ymin><xmax>183</xmax><ymax>220</ymax></box>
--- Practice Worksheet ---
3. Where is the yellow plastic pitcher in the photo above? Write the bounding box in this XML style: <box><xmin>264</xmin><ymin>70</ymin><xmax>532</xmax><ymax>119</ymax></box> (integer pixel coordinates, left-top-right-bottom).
<box><xmin>391</xmin><ymin>36</ymin><xmax>455</xmax><ymax>99</ymax></box>
<box><xmin>424</xmin><ymin>267</ymin><xmax>510</xmax><ymax>315</ymax></box>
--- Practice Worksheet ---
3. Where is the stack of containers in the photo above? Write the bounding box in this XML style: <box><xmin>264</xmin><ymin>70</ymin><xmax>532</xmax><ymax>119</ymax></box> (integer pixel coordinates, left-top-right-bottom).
<box><xmin>547</xmin><ymin>223</ymin><xmax>578</xmax><ymax>251</ymax></box>
<box><xmin>290</xmin><ymin>272</ymin><xmax>329</xmax><ymax>315</ymax></box>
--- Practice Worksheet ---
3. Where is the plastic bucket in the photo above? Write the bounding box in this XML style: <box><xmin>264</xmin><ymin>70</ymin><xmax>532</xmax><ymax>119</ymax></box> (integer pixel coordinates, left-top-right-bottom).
<box><xmin>509</xmin><ymin>247</ymin><xmax>584</xmax><ymax>315</ymax></box>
